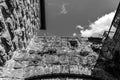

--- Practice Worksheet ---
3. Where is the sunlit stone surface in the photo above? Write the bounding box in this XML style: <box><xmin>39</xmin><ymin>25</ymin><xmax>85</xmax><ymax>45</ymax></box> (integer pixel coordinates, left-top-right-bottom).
<box><xmin>0</xmin><ymin>35</ymin><xmax>99</xmax><ymax>80</ymax></box>
<box><xmin>3</xmin><ymin>36</ymin><xmax>99</xmax><ymax>79</ymax></box>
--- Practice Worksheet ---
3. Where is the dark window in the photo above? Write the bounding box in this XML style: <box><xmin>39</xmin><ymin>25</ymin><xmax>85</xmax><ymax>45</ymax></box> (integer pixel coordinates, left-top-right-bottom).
<box><xmin>69</xmin><ymin>40</ymin><xmax>78</xmax><ymax>48</ymax></box>
<box><xmin>40</xmin><ymin>0</ymin><xmax>46</xmax><ymax>30</ymax></box>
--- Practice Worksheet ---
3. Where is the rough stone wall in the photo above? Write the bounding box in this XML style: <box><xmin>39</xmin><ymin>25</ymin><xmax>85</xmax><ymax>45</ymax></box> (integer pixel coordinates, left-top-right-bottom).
<box><xmin>0</xmin><ymin>0</ymin><xmax>40</xmax><ymax>65</ymax></box>
<box><xmin>0</xmin><ymin>36</ymin><xmax>98</xmax><ymax>80</ymax></box>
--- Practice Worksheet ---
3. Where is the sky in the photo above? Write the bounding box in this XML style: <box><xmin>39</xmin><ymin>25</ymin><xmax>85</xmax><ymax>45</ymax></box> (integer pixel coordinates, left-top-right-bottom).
<box><xmin>39</xmin><ymin>0</ymin><xmax>120</xmax><ymax>37</ymax></box>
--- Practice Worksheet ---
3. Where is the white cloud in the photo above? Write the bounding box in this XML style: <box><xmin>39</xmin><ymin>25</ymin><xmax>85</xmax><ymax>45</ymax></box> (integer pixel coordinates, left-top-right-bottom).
<box><xmin>76</xmin><ymin>25</ymin><xmax>84</xmax><ymax>29</ymax></box>
<box><xmin>73</xmin><ymin>33</ymin><xmax>77</xmax><ymax>36</ymax></box>
<box><xmin>77</xmin><ymin>11</ymin><xmax>116</xmax><ymax>37</ymax></box>
<box><xmin>60</xmin><ymin>3</ymin><xmax>68</xmax><ymax>14</ymax></box>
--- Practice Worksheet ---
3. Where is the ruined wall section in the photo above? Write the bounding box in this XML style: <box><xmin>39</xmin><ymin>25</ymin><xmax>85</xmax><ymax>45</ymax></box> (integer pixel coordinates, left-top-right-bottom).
<box><xmin>0</xmin><ymin>0</ymin><xmax>40</xmax><ymax>65</ymax></box>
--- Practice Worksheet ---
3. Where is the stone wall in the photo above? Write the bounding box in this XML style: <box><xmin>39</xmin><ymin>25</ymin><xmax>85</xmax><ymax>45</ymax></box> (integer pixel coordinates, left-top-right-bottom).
<box><xmin>0</xmin><ymin>0</ymin><xmax>40</xmax><ymax>65</ymax></box>
<box><xmin>0</xmin><ymin>36</ymin><xmax>98</xmax><ymax>80</ymax></box>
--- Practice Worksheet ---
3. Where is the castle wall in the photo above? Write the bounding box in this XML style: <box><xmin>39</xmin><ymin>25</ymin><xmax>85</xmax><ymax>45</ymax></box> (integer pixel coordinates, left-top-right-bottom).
<box><xmin>0</xmin><ymin>0</ymin><xmax>40</xmax><ymax>65</ymax></box>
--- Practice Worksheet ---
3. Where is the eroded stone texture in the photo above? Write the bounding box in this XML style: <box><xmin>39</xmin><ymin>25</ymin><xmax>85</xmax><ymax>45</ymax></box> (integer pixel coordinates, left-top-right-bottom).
<box><xmin>0</xmin><ymin>0</ymin><xmax>40</xmax><ymax>65</ymax></box>
<box><xmin>0</xmin><ymin>36</ymin><xmax>99</xmax><ymax>80</ymax></box>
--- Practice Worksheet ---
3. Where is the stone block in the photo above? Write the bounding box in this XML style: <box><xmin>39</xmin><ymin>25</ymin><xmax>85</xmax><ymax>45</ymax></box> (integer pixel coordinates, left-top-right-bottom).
<box><xmin>24</xmin><ymin>66</ymin><xmax>36</xmax><ymax>78</ymax></box>
<box><xmin>52</xmin><ymin>65</ymin><xmax>60</xmax><ymax>73</ymax></box>
<box><xmin>12</xmin><ymin>50</ymin><xmax>30</xmax><ymax>61</ymax></box>
<box><xmin>59</xmin><ymin>55</ymin><xmax>69</xmax><ymax>64</ymax></box>
<box><xmin>70</xmin><ymin>65</ymin><xmax>79</xmax><ymax>74</ymax></box>
<box><xmin>11</xmin><ymin>69</ymin><xmax>25</xmax><ymax>78</ymax></box>
<box><xmin>34</xmin><ymin>66</ymin><xmax>45</xmax><ymax>76</ymax></box>
<box><xmin>69</xmin><ymin>56</ymin><xmax>79</xmax><ymax>65</ymax></box>
<box><xmin>44</xmin><ymin>66</ymin><xmax>52</xmax><ymax>74</ymax></box>
<box><xmin>60</xmin><ymin>65</ymin><xmax>69</xmax><ymax>73</ymax></box>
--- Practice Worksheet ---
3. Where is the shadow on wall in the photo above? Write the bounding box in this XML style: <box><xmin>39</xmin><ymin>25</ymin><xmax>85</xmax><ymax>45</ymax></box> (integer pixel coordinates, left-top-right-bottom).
<box><xmin>25</xmin><ymin>73</ymin><xmax>102</xmax><ymax>80</ymax></box>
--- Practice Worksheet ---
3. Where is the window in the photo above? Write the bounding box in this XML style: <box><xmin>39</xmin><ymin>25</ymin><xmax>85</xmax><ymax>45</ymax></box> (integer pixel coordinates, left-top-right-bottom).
<box><xmin>68</xmin><ymin>40</ymin><xmax>78</xmax><ymax>48</ymax></box>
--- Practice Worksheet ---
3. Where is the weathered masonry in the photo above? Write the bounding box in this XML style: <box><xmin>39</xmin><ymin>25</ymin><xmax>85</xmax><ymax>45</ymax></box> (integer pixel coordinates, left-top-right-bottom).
<box><xmin>0</xmin><ymin>0</ymin><xmax>40</xmax><ymax>66</ymax></box>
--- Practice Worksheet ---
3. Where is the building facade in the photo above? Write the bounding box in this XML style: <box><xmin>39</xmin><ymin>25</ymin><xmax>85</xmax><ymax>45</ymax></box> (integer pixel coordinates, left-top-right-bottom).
<box><xmin>101</xmin><ymin>2</ymin><xmax>120</xmax><ymax>79</ymax></box>
<box><xmin>102</xmin><ymin>2</ymin><xmax>120</xmax><ymax>59</ymax></box>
